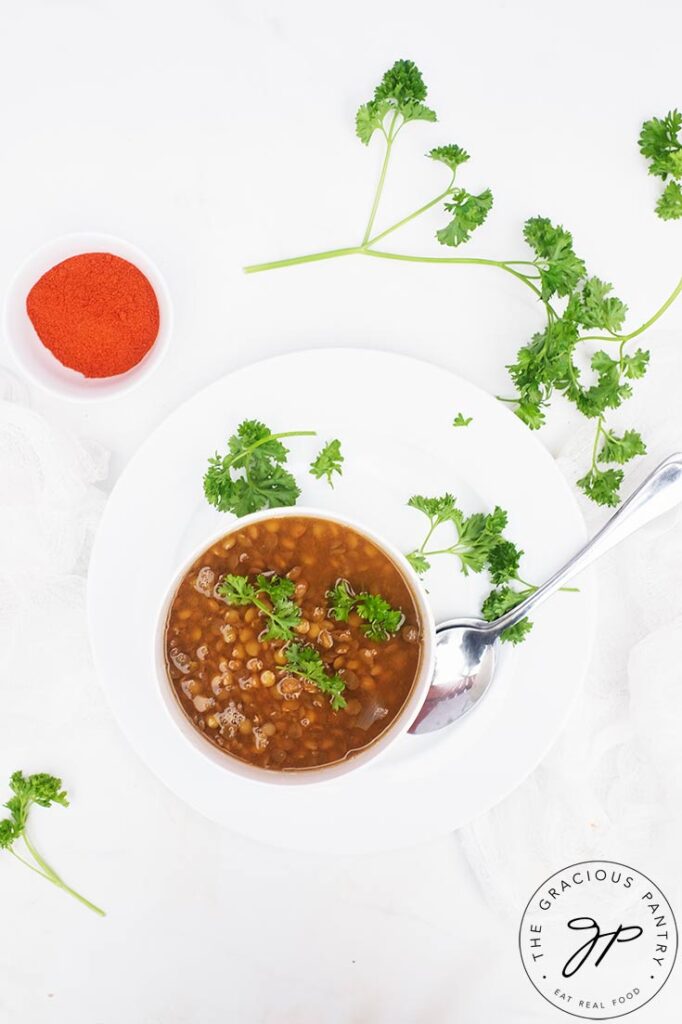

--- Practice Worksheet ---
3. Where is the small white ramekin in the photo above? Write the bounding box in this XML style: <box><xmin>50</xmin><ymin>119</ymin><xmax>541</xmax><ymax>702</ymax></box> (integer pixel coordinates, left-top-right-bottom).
<box><xmin>154</xmin><ymin>506</ymin><xmax>436</xmax><ymax>785</ymax></box>
<box><xmin>4</xmin><ymin>232</ymin><xmax>172</xmax><ymax>401</ymax></box>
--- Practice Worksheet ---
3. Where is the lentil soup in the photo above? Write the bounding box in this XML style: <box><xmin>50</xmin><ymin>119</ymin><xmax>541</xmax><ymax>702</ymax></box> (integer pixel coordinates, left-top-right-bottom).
<box><xmin>164</xmin><ymin>515</ymin><xmax>424</xmax><ymax>771</ymax></box>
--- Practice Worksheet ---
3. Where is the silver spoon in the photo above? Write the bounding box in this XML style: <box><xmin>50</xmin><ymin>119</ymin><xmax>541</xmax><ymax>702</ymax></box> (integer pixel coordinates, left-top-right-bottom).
<box><xmin>410</xmin><ymin>452</ymin><xmax>682</xmax><ymax>735</ymax></box>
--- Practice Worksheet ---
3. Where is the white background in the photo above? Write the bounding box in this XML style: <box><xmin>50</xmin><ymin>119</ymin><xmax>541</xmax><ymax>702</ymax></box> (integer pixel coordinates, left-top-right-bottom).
<box><xmin>1</xmin><ymin>1</ymin><xmax>681</xmax><ymax>1021</ymax></box>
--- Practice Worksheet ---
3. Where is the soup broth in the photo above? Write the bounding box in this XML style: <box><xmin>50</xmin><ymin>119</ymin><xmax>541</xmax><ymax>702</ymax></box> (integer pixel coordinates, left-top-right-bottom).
<box><xmin>164</xmin><ymin>516</ymin><xmax>423</xmax><ymax>771</ymax></box>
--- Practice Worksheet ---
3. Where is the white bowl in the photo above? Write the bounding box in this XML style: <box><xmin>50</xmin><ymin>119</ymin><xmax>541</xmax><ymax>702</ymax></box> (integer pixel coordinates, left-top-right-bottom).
<box><xmin>154</xmin><ymin>506</ymin><xmax>436</xmax><ymax>786</ymax></box>
<box><xmin>3</xmin><ymin>232</ymin><xmax>173</xmax><ymax>401</ymax></box>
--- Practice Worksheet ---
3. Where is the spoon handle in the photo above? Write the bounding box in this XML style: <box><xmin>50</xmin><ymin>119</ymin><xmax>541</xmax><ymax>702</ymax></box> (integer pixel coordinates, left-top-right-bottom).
<box><xmin>492</xmin><ymin>452</ymin><xmax>682</xmax><ymax>635</ymax></box>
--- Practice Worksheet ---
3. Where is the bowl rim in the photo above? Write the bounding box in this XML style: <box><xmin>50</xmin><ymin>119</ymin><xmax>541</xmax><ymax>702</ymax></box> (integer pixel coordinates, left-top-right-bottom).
<box><xmin>153</xmin><ymin>505</ymin><xmax>437</xmax><ymax>786</ymax></box>
<box><xmin>3</xmin><ymin>231</ymin><xmax>173</xmax><ymax>402</ymax></box>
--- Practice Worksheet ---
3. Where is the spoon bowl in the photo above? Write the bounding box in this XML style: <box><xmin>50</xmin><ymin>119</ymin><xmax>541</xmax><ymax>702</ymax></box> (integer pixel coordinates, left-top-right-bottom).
<box><xmin>409</xmin><ymin>618</ymin><xmax>497</xmax><ymax>734</ymax></box>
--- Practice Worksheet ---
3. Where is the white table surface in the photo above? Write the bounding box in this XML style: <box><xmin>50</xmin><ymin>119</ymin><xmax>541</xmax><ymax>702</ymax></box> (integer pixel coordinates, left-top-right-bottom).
<box><xmin>1</xmin><ymin>1</ymin><xmax>681</xmax><ymax>1021</ymax></box>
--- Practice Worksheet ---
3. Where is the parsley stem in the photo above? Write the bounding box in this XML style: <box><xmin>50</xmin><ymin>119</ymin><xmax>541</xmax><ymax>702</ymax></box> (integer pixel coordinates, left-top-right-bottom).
<box><xmin>362</xmin><ymin>111</ymin><xmax>399</xmax><ymax>245</ymax></box>
<box><xmin>245</xmin><ymin>247</ymin><xmax>544</xmax><ymax>301</ymax></box>
<box><xmin>417</xmin><ymin>518</ymin><xmax>441</xmax><ymax>554</ymax></box>
<box><xmin>234</xmin><ymin>430</ymin><xmax>317</xmax><ymax>463</ymax></box>
<box><xmin>10</xmin><ymin>846</ymin><xmax>53</xmax><ymax>881</ymax></box>
<box><xmin>419</xmin><ymin>545</ymin><xmax>462</xmax><ymax>558</ymax></box>
<box><xmin>510</xmin><ymin>579</ymin><xmax>579</xmax><ymax>597</ymax></box>
<box><xmin>590</xmin><ymin>416</ymin><xmax>606</xmax><ymax>471</ymax></box>
<box><xmin>244</xmin><ymin>247</ymin><xmax>365</xmax><ymax>273</ymax></box>
<box><xmin>22</xmin><ymin>833</ymin><xmax>105</xmax><ymax>916</ymax></box>
<box><xmin>366</xmin><ymin>182</ymin><xmax>454</xmax><ymax>246</ymax></box>
<box><xmin>361</xmin><ymin>250</ymin><xmax>544</xmax><ymax>298</ymax></box>
<box><xmin>622</xmin><ymin>273</ymin><xmax>682</xmax><ymax>340</ymax></box>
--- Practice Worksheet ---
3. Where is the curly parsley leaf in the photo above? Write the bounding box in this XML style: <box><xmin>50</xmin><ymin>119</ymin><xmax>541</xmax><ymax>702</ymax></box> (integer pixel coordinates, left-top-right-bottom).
<box><xmin>218</xmin><ymin>572</ymin><xmax>301</xmax><ymax>642</ymax></box>
<box><xmin>577</xmin><ymin>467</ymin><xmax>625</xmax><ymax>507</ymax></box>
<box><xmin>356</xmin><ymin>59</ymin><xmax>436</xmax><ymax>144</ymax></box>
<box><xmin>437</xmin><ymin>187</ymin><xmax>493</xmax><ymax>247</ymax></box>
<box><xmin>573</xmin><ymin>351</ymin><xmax>633</xmax><ymax>419</ymax></box>
<box><xmin>621</xmin><ymin>349</ymin><xmax>650</xmax><ymax>379</ymax></box>
<box><xmin>204</xmin><ymin>420</ymin><xmax>316</xmax><ymax>517</ymax></box>
<box><xmin>355</xmin><ymin>594</ymin><xmax>404</xmax><ymax>640</ymax></box>
<box><xmin>487</xmin><ymin>539</ymin><xmax>523</xmax><ymax>585</ymax></box>
<box><xmin>598</xmin><ymin>429</ymin><xmax>647</xmax><ymax>465</ymax></box>
<box><xmin>456</xmin><ymin>509</ymin><xmax>508</xmax><ymax>575</ymax></box>
<box><xmin>0</xmin><ymin>771</ymin><xmax>104</xmax><ymax>915</ymax></box>
<box><xmin>405</xmin><ymin>550</ymin><xmax>431</xmax><ymax>574</ymax></box>
<box><xmin>508</xmin><ymin>317</ymin><xmax>580</xmax><ymax>429</ymax></box>
<box><xmin>429</xmin><ymin>144</ymin><xmax>470</xmax><ymax>171</ymax></box>
<box><xmin>217</xmin><ymin>573</ymin><xmax>257</xmax><ymax>605</ymax></box>
<box><xmin>0</xmin><ymin>819</ymin><xmax>15</xmax><ymax>850</ymax></box>
<box><xmin>356</xmin><ymin>100</ymin><xmax>392</xmax><ymax>145</ymax></box>
<box><xmin>256</xmin><ymin>573</ymin><xmax>296</xmax><ymax>604</ymax></box>
<box><xmin>567</xmin><ymin>277</ymin><xmax>628</xmax><ymax>333</ymax></box>
<box><xmin>514</xmin><ymin>399</ymin><xmax>547</xmax><ymax>430</ymax></box>
<box><xmin>406</xmin><ymin>493</ymin><xmax>459</xmax><ymax>521</ymax></box>
<box><xmin>639</xmin><ymin>110</ymin><xmax>682</xmax><ymax>179</ymax></box>
<box><xmin>453</xmin><ymin>412</ymin><xmax>473</xmax><ymax>427</ymax></box>
<box><xmin>578</xmin><ymin>421</ymin><xmax>641</xmax><ymax>502</ymax></box>
<box><xmin>310</xmin><ymin>439</ymin><xmax>344</xmax><ymax>487</ymax></box>
<box><xmin>374</xmin><ymin>59</ymin><xmax>428</xmax><ymax>104</ymax></box>
<box><xmin>326</xmin><ymin>579</ymin><xmax>357</xmax><ymax>622</ymax></box>
<box><xmin>656</xmin><ymin>180</ymin><xmax>682</xmax><ymax>220</ymax></box>
<box><xmin>284</xmin><ymin>643</ymin><xmax>347</xmax><ymax>710</ymax></box>
<box><xmin>523</xmin><ymin>217</ymin><xmax>587</xmax><ymax>300</ymax></box>
<box><xmin>480</xmin><ymin>586</ymin><xmax>533</xmax><ymax>644</ymax></box>
<box><xmin>327</xmin><ymin>579</ymin><xmax>404</xmax><ymax>640</ymax></box>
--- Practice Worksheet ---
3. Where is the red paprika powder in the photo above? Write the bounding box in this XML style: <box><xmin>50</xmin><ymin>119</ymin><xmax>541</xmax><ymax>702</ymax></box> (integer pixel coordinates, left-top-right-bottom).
<box><xmin>26</xmin><ymin>252</ymin><xmax>160</xmax><ymax>378</ymax></box>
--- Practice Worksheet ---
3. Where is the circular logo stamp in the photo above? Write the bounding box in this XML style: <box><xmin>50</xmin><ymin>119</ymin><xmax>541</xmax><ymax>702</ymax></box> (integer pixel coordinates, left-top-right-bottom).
<box><xmin>519</xmin><ymin>860</ymin><xmax>677</xmax><ymax>1019</ymax></box>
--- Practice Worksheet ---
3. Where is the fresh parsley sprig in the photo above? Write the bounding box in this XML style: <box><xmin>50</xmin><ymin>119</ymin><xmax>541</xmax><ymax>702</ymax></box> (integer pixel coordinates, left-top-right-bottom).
<box><xmin>355</xmin><ymin>58</ymin><xmax>436</xmax><ymax>145</ymax></box>
<box><xmin>244</xmin><ymin>60</ymin><xmax>682</xmax><ymax>508</ymax></box>
<box><xmin>406</xmin><ymin>493</ymin><xmax>578</xmax><ymax>643</ymax></box>
<box><xmin>246</xmin><ymin>59</ymin><xmax>494</xmax><ymax>272</ymax></box>
<box><xmin>405</xmin><ymin>495</ymin><xmax>509</xmax><ymax>576</ymax></box>
<box><xmin>204</xmin><ymin>420</ymin><xmax>317</xmax><ymax>517</ymax></box>
<box><xmin>453</xmin><ymin>413</ymin><xmax>473</xmax><ymax>427</ymax></box>
<box><xmin>218</xmin><ymin>573</ymin><xmax>302</xmax><ymax>642</ymax></box>
<box><xmin>503</xmin><ymin>232</ymin><xmax>663</xmax><ymax>507</ymax></box>
<box><xmin>284</xmin><ymin>644</ymin><xmax>347</xmax><ymax>710</ymax></box>
<box><xmin>0</xmin><ymin>772</ymin><xmax>105</xmax><ymax>916</ymax></box>
<box><xmin>310</xmin><ymin>439</ymin><xmax>344</xmax><ymax>487</ymax></box>
<box><xmin>327</xmin><ymin>580</ymin><xmax>404</xmax><ymax>641</ymax></box>
<box><xmin>406</xmin><ymin>495</ymin><xmax>532</xmax><ymax>643</ymax></box>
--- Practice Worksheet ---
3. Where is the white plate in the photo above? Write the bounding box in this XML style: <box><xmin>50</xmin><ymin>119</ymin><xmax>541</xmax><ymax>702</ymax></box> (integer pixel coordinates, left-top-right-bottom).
<box><xmin>87</xmin><ymin>349</ymin><xmax>595</xmax><ymax>853</ymax></box>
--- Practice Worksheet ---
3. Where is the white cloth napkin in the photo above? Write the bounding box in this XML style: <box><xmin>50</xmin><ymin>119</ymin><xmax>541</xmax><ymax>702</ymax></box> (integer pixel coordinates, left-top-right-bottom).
<box><xmin>0</xmin><ymin>369</ymin><xmax>108</xmax><ymax>727</ymax></box>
